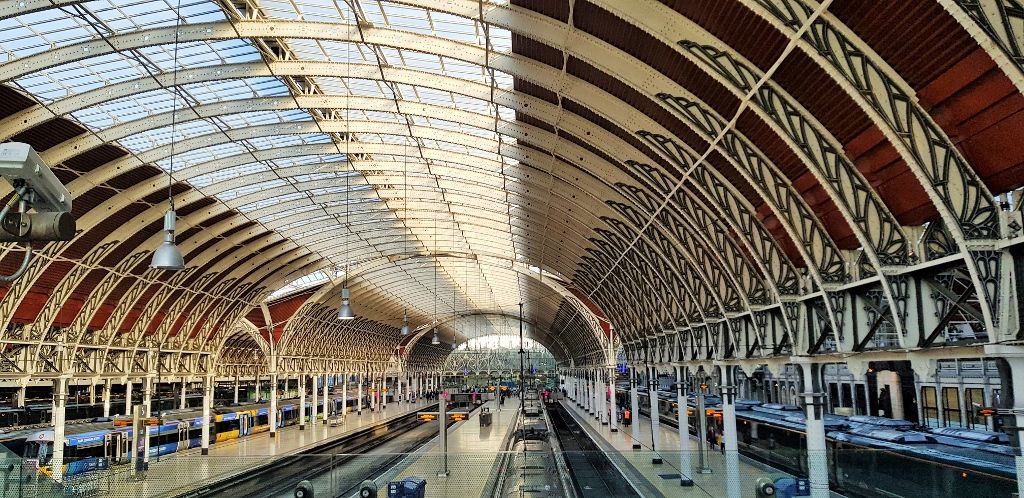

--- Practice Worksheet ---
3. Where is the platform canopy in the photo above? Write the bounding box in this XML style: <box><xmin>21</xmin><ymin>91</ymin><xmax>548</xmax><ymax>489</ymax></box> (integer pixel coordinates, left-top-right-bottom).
<box><xmin>0</xmin><ymin>0</ymin><xmax>1022</xmax><ymax>377</ymax></box>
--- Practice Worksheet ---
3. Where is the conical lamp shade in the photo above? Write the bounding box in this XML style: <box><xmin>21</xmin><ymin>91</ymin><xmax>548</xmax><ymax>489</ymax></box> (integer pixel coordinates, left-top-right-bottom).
<box><xmin>431</xmin><ymin>332</ymin><xmax>440</xmax><ymax>345</ymax></box>
<box><xmin>337</xmin><ymin>287</ymin><xmax>355</xmax><ymax>320</ymax></box>
<box><xmin>400</xmin><ymin>311</ymin><xmax>410</xmax><ymax>335</ymax></box>
<box><xmin>151</xmin><ymin>230</ymin><xmax>185</xmax><ymax>270</ymax></box>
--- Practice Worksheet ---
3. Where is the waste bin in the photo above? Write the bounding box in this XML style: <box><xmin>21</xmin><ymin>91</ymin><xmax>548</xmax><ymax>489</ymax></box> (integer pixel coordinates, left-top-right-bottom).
<box><xmin>387</xmin><ymin>477</ymin><xmax>426</xmax><ymax>498</ymax></box>
<box><xmin>479</xmin><ymin>408</ymin><xmax>493</xmax><ymax>427</ymax></box>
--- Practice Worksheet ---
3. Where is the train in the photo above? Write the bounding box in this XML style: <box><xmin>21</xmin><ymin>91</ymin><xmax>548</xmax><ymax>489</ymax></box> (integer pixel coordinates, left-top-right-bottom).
<box><xmin>493</xmin><ymin>396</ymin><xmax>561</xmax><ymax>497</ymax></box>
<box><xmin>3</xmin><ymin>391</ymin><xmax>387</xmax><ymax>479</ymax></box>
<box><xmin>0</xmin><ymin>394</ymin><xmax>204</xmax><ymax>428</ymax></box>
<box><xmin>616</xmin><ymin>387</ymin><xmax>1017</xmax><ymax>497</ymax></box>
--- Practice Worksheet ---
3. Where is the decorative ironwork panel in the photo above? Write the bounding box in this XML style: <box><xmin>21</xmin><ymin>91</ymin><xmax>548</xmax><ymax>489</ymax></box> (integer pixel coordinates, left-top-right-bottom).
<box><xmin>758</xmin><ymin>0</ymin><xmax>1000</xmax><ymax>239</ymax></box>
<box><xmin>679</xmin><ymin>41</ymin><xmax>910</xmax><ymax>266</ymax></box>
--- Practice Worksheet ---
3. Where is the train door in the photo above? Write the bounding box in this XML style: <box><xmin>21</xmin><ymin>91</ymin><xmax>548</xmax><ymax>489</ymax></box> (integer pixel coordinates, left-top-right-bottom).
<box><xmin>239</xmin><ymin>413</ymin><xmax>251</xmax><ymax>437</ymax></box>
<box><xmin>177</xmin><ymin>423</ymin><xmax>189</xmax><ymax>451</ymax></box>
<box><xmin>104</xmin><ymin>432</ymin><xmax>127</xmax><ymax>465</ymax></box>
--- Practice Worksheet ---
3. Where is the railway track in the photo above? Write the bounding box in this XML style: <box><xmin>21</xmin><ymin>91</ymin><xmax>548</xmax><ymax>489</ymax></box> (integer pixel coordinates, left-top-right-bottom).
<box><xmin>547</xmin><ymin>404</ymin><xmax>640</xmax><ymax>498</ymax></box>
<box><xmin>174</xmin><ymin>403</ymin><xmax>472</xmax><ymax>498</ymax></box>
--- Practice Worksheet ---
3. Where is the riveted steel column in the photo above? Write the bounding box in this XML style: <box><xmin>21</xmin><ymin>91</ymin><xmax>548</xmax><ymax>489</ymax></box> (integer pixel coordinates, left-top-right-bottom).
<box><xmin>630</xmin><ymin>366</ymin><xmax>641</xmax><ymax>449</ymax></box>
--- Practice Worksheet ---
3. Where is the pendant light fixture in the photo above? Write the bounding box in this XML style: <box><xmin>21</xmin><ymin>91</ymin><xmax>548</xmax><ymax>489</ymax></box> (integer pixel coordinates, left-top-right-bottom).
<box><xmin>151</xmin><ymin>1</ymin><xmax>185</xmax><ymax>271</ymax></box>
<box><xmin>430</xmin><ymin>167</ymin><xmax>439</xmax><ymax>345</ymax></box>
<box><xmin>399</xmin><ymin>142</ymin><xmax>409</xmax><ymax>336</ymax></box>
<box><xmin>400</xmin><ymin>310</ymin><xmax>410</xmax><ymax>336</ymax></box>
<box><xmin>337</xmin><ymin>14</ymin><xmax>355</xmax><ymax>320</ymax></box>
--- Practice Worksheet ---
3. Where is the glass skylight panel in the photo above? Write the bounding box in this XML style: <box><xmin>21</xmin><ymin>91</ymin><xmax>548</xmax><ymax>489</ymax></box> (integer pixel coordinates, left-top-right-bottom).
<box><xmin>431</xmin><ymin>12</ymin><xmax>480</xmax><ymax>44</ymax></box>
<box><xmin>276</xmin><ymin>214</ymin><xmax>333</xmax><ymax>233</ymax></box>
<box><xmin>219</xmin><ymin>178</ymin><xmax>290</xmax><ymax>200</ymax></box>
<box><xmin>139</xmin><ymin>39</ymin><xmax>261</xmax><ymax>72</ymax></box>
<box><xmin>215</xmin><ymin>109</ymin><xmax>314</xmax><ymax>129</ymax></box>
<box><xmin>14</xmin><ymin>53</ymin><xmax>144</xmax><ymax>102</ymax></box>
<box><xmin>260</xmin><ymin>204</ymin><xmax>321</xmax><ymax>224</ymax></box>
<box><xmin>184</xmin><ymin>77</ymin><xmax>290</xmax><ymax>103</ymax></box>
<box><xmin>190</xmin><ymin>161</ymin><xmax>271</xmax><ymax>188</ymax></box>
<box><xmin>239</xmin><ymin>191</ymin><xmax>308</xmax><ymax>212</ymax></box>
<box><xmin>122</xmin><ymin>119</ymin><xmax>218</xmax><ymax>155</ymax></box>
<box><xmin>88</xmin><ymin>0</ymin><xmax>227</xmax><ymax>33</ymax></box>
<box><xmin>267</xmin><ymin>269</ymin><xmax>331</xmax><ymax>301</ymax></box>
<box><xmin>70</xmin><ymin>87</ymin><xmax>172</xmax><ymax>129</ymax></box>
<box><xmin>244</xmin><ymin>133</ymin><xmax>332</xmax><ymax>150</ymax></box>
<box><xmin>174</xmin><ymin>142</ymin><xmax>250</xmax><ymax>170</ymax></box>
<box><xmin>0</xmin><ymin>10</ymin><xmax>95</xmax><ymax>60</ymax></box>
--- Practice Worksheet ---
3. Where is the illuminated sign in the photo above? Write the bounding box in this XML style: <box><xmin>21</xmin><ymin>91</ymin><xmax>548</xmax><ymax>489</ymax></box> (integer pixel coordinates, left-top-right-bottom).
<box><xmin>418</xmin><ymin>414</ymin><xmax>437</xmax><ymax>422</ymax></box>
<box><xmin>449</xmin><ymin>413</ymin><xmax>467</xmax><ymax>421</ymax></box>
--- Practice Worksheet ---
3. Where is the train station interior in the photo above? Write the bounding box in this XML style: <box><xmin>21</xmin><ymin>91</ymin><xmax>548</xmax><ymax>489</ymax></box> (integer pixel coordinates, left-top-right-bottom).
<box><xmin>1</xmin><ymin>0</ymin><xmax>1024</xmax><ymax>497</ymax></box>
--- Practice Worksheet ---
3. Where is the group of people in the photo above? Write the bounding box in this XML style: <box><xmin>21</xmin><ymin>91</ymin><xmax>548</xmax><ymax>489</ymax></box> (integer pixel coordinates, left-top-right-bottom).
<box><xmin>616</xmin><ymin>406</ymin><xmax>633</xmax><ymax>426</ymax></box>
<box><xmin>706</xmin><ymin>427</ymin><xmax>725</xmax><ymax>454</ymax></box>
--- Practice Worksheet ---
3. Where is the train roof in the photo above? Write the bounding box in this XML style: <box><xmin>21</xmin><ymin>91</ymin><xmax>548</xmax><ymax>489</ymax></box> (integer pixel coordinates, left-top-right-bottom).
<box><xmin>846</xmin><ymin>415</ymin><xmax>915</xmax><ymax>430</ymax></box>
<box><xmin>828</xmin><ymin>431</ymin><xmax>1015</xmax><ymax>476</ymax></box>
<box><xmin>928</xmin><ymin>426</ymin><xmax>1011</xmax><ymax>444</ymax></box>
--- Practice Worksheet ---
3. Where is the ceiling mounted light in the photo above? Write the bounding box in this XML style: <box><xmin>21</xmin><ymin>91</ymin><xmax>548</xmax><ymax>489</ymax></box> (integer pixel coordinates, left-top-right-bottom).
<box><xmin>151</xmin><ymin>210</ymin><xmax>185</xmax><ymax>270</ymax></box>
<box><xmin>400</xmin><ymin>311</ymin><xmax>410</xmax><ymax>336</ymax></box>
<box><xmin>337</xmin><ymin>286</ymin><xmax>354</xmax><ymax>320</ymax></box>
<box><xmin>151</xmin><ymin>8</ymin><xmax>185</xmax><ymax>271</ymax></box>
<box><xmin>431</xmin><ymin>330</ymin><xmax>440</xmax><ymax>345</ymax></box>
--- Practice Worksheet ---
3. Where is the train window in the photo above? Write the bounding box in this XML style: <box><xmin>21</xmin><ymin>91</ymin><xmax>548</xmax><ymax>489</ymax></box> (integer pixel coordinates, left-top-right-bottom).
<box><xmin>965</xmin><ymin>388</ymin><xmax>986</xmax><ymax>429</ymax></box>
<box><xmin>942</xmin><ymin>387</ymin><xmax>962</xmax><ymax>427</ymax></box>
<box><xmin>921</xmin><ymin>386</ymin><xmax>939</xmax><ymax>427</ymax></box>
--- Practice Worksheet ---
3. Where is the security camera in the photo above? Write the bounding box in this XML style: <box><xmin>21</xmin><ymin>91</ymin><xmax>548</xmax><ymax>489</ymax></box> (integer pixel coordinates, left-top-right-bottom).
<box><xmin>0</xmin><ymin>142</ymin><xmax>73</xmax><ymax>213</ymax></box>
<box><xmin>0</xmin><ymin>143</ymin><xmax>75</xmax><ymax>243</ymax></box>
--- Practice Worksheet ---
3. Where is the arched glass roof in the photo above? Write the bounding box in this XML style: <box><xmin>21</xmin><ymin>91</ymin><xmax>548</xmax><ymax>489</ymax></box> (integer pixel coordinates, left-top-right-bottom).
<box><xmin>0</xmin><ymin>0</ymin><xmax>549</xmax><ymax>335</ymax></box>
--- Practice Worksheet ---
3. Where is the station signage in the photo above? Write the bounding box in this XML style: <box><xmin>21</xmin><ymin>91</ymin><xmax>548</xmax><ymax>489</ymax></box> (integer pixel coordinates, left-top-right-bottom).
<box><xmin>418</xmin><ymin>414</ymin><xmax>437</xmax><ymax>422</ymax></box>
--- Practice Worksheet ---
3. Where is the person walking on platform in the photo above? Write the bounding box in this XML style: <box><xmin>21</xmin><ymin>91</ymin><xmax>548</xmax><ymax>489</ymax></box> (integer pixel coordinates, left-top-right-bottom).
<box><xmin>716</xmin><ymin>431</ymin><xmax>724</xmax><ymax>454</ymax></box>
<box><xmin>622</xmin><ymin>408</ymin><xmax>632</xmax><ymax>427</ymax></box>
<box><xmin>706</xmin><ymin>427</ymin><xmax>715</xmax><ymax>450</ymax></box>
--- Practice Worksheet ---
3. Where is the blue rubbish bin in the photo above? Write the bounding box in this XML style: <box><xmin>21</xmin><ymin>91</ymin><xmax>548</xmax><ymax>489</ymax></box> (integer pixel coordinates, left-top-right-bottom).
<box><xmin>387</xmin><ymin>477</ymin><xmax>426</xmax><ymax>498</ymax></box>
<box><xmin>774</xmin><ymin>477</ymin><xmax>810</xmax><ymax>498</ymax></box>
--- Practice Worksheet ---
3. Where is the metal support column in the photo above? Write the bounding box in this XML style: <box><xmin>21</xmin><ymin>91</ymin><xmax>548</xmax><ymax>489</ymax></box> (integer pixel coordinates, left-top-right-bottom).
<box><xmin>52</xmin><ymin>377</ymin><xmax>67</xmax><ymax>483</ymax></box>
<box><xmin>798</xmin><ymin>361</ymin><xmax>828</xmax><ymax>498</ymax></box>
<box><xmin>201</xmin><ymin>375</ymin><xmax>212</xmax><ymax>455</ymax></box>
<box><xmin>322</xmin><ymin>374</ymin><xmax>329</xmax><ymax>423</ymax></box>
<box><xmin>357</xmin><ymin>372</ymin><xmax>363</xmax><ymax>415</ymax></box>
<box><xmin>142</xmin><ymin>377</ymin><xmax>152</xmax><ymax>417</ymax></box>
<box><xmin>102</xmin><ymin>379</ymin><xmax>111</xmax><ymax>418</ymax></box>
<box><xmin>609</xmin><ymin>366</ymin><xmax>618</xmax><ymax>432</ymax></box>
<box><xmin>676</xmin><ymin>365</ymin><xmax>693</xmax><ymax>486</ymax></box>
<box><xmin>125</xmin><ymin>380</ymin><xmax>133</xmax><ymax>416</ymax></box>
<box><xmin>630</xmin><ymin>367</ymin><xmax>641</xmax><ymax>449</ymax></box>
<box><xmin>722</xmin><ymin>365</ymin><xmax>740</xmax><ymax>497</ymax></box>
<box><xmin>649</xmin><ymin>365</ymin><xmax>663</xmax><ymax>464</ymax></box>
<box><xmin>269</xmin><ymin>373</ymin><xmax>278</xmax><ymax>436</ymax></box>
<box><xmin>311</xmin><ymin>374</ymin><xmax>319</xmax><ymax>424</ymax></box>
<box><xmin>299</xmin><ymin>374</ymin><xmax>306</xmax><ymax>431</ymax></box>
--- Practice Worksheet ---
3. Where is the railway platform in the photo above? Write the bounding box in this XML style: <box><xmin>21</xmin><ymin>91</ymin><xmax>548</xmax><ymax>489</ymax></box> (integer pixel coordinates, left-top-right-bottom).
<box><xmin>374</xmin><ymin>399</ymin><xmax>521</xmax><ymax>498</ymax></box>
<box><xmin>84</xmin><ymin>399</ymin><xmax>435</xmax><ymax>498</ymax></box>
<box><xmin>560</xmin><ymin>400</ymin><xmax>827</xmax><ymax>498</ymax></box>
